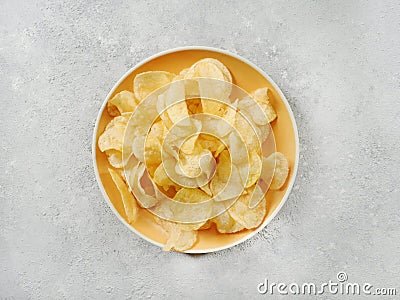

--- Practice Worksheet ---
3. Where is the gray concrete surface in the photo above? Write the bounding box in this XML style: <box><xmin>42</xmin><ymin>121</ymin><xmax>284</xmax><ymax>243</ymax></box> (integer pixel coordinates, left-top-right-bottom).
<box><xmin>1</xmin><ymin>0</ymin><xmax>400</xmax><ymax>299</ymax></box>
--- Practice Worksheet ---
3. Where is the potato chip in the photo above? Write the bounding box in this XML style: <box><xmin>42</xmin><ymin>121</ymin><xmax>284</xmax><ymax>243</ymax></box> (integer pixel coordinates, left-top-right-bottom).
<box><xmin>105</xmin><ymin>149</ymin><xmax>129</xmax><ymax>169</ymax></box>
<box><xmin>184</xmin><ymin>60</ymin><xmax>225</xmax><ymax>81</ymax></box>
<box><xmin>186</xmin><ymin>98</ymin><xmax>201</xmax><ymax>114</ymax></box>
<box><xmin>170</xmin><ymin>188</ymin><xmax>213</xmax><ymax>225</ymax></box>
<box><xmin>199</xmin><ymin>219</ymin><xmax>212</xmax><ymax>230</ymax></box>
<box><xmin>125</xmin><ymin>161</ymin><xmax>159</xmax><ymax>208</ymax></box>
<box><xmin>211</xmin><ymin>202</ymin><xmax>245</xmax><ymax>233</ymax></box>
<box><xmin>252</xmin><ymin>88</ymin><xmax>277</xmax><ymax>123</ymax></box>
<box><xmin>184</xmin><ymin>59</ymin><xmax>231</xmax><ymax>115</ymax></box>
<box><xmin>210</xmin><ymin>150</ymin><xmax>246</xmax><ymax>201</ymax></box>
<box><xmin>237</xmin><ymin>96</ymin><xmax>268</xmax><ymax>126</ymax></box>
<box><xmin>144</xmin><ymin>121</ymin><xmax>165</xmax><ymax>166</ymax></box>
<box><xmin>197</xmin><ymin>134</ymin><xmax>226</xmax><ymax>157</ymax></box>
<box><xmin>98</xmin><ymin>113</ymin><xmax>131</xmax><ymax>152</ymax></box>
<box><xmin>198</xmin><ymin>58</ymin><xmax>232</xmax><ymax>83</ymax></box>
<box><xmin>245</xmin><ymin>152</ymin><xmax>262</xmax><ymax>188</ymax></box>
<box><xmin>108</xmin><ymin>90</ymin><xmax>138</xmax><ymax>116</ymax></box>
<box><xmin>262</xmin><ymin>152</ymin><xmax>289</xmax><ymax>190</ymax></box>
<box><xmin>228</xmin><ymin>185</ymin><xmax>266</xmax><ymax>229</ymax></box>
<box><xmin>163</xmin><ymin>80</ymin><xmax>189</xmax><ymax>125</ymax></box>
<box><xmin>153</xmin><ymin>163</ymin><xmax>178</xmax><ymax>192</ymax></box>
<box><xmin>134</xmin><ymin>71</ymin><xmax>176</xmax><ymax>102</ymax></box>
<box><xmin>108</xmin><ymin>168</ymin><xmax>138</xmax><ymax>224</ymax></box>
<box><xmin>156</xmin><ymin>218</ymin><xmax>198</xmax><ymax>252</ymax></box>
<box><xmin>233</xmin><ymin>112</ymin><xmax>260</xmax><ymax>151</ymax></box>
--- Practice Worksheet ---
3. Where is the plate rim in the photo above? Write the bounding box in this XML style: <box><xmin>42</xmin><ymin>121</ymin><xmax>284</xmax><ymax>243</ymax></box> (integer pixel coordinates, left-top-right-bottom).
<box><xmin>92</xmin><ymin>46</ymin><xmax>299</xmax><ymax>254</ymax></box>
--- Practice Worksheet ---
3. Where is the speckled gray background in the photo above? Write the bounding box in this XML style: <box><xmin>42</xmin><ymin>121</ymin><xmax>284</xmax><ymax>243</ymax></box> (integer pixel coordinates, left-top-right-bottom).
<box><xmin>1</xmin><ymin>0</ymin><xmax>399</xmax><ymax>299</ymax></box>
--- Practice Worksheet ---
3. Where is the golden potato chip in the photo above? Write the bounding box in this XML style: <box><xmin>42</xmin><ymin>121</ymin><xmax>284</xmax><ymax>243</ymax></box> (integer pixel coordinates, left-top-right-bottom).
<box><xmin>174</xmin><ymin>187</ymin><xmax>211</xmax><ymax>204</ymax></box>
<box><xmin>199</xmin><ymin>219</ymin><xmax>212</xmax><ymax>230</ymax></box>
<box><xmin>134</xmin><ymin>71</ymin><xmax>175</xmax><ymax>101</ymax></box>
<box><xmin>262</xmin><ymin>152</ymin><xmax>289</xmax><ymax>190</ymax></box>
<box><xmin>156</xmin><ymin>218</ymin><xmax>198</xmax><ymax>252</ymax></box>
<box><xmin>186</xmin><ymin>98</ymin><xmax>201</xmax><ymax>114</ymax></box>
<box><xmin>233</xmin><ymin>112</ymin><xmax>260</xmax><ymax>151</ymax></box>
<box><xmin>228</xmin><ymin>185</ymin><xmax>266</xmax><ymax>229</ymax></box>
<box><xmin>211</xmin><ymin>202</ymin><xmax>245</xmax><ymax>233</ymax></box>
<box><xmin>197</xmin><ymin>134</ymin><xmax>226</xmax><ymax>157</ymax></box>
<box><xmin>105</xmin><ymin>149</ymin><xmax>129</xmax><ymax>169</ymax></box>
<box><xmin>125</xmin><ymin>161</ymin><xmax>159</xmax><ymax>208</ymax></box>
<box><xmin>108</xmin><ymin>168</ymin><xmax>138</xmax><ymax>224</ymax></box>
<box><xmin>107</xmin><ymin>102</ymin><xmax>120</xmax><ymax>117</ymax></box>
<box><xmin>184</xmin><ymin>60</ymin><xmax>225</xmax><ymax>81</ymax></box>
<box><xmin>184</xmin><ymin>59</ymin><xmax>231</xmax><ymax>115</ymax></box>
<box><xmin>170</xmin><ymin>188</ymin><xmax>213</xmax><ymax>225</ymax></box>
<box><xmin>210</xmin><ymin>150</ymin><xmax>246</xmax><ymax>201</ymax></box>
<box><xmin>144</xmin><ymin>122</ymin><xmax>165</xmax><ymax>166</ymax></box>
<box><xmin>108</xmin><ymin>90</ymin><xmax>138</xmax><ymax>116</ymax></box>
<box><xmin>153</xmin><ymin>163</ymin><xmax>178</xmax><ymax>192</ymax></box>
<box><xmin>98</xmin><ymin>113</ymin><xmax>131</xmax><ymax>152</ymax></box>
<box><xmin>252</xmin><ymin>88</ymin><xmax>277</xmax><ymax>123</ymax></box>
<box><xmin>198</xmin><ymin>58</ymin><xmax>232</xmax><ymax>83</ymax></box>
<box><xmin>245</xmin><ymin>152</ymin><xmax>262</xmax><ymax>188</ymax></box>
<box><xmin>163</xmin><ymin>80</ymin><xmax>189</xmax><ymax>125</ymax></box>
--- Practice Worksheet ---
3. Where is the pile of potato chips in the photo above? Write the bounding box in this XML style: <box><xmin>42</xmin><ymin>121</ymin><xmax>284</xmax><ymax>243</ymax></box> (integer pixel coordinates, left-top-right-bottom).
<box><xmin>98</xmin><ymin>58</ymin><xmax>289</xmax><ymax>251</ymax></box>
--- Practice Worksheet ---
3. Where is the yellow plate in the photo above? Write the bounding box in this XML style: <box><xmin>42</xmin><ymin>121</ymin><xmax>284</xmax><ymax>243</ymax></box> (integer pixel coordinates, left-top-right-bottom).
<box><xmin>92</xmin><ymin>47</ymin><xmax>299</xmax><ymax>253</ymax></box>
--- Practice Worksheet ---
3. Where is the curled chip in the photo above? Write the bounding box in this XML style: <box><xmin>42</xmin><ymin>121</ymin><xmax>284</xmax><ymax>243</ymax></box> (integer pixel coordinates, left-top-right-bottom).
<box><xmin>144</xmin><ymin>121</ymin><xmax>165</xmax><ymax>167</ymax></box>
<box><xmin>262</xmin><ymin>152</ymin><xmax>289</xmax><ymax>190</ymax></box>
<box><xmin>153</xmin><ymin>163</ymin><xmax>179</xmax><ymax>192</ymax></box>
<box><xmin>98</xmin><ymin>113</ymin><xmax>131</xmax><ymax>152</ymax></box>
<box><xmin>247</xmin><ymin>152</ymin><xmax>262</xmax><ymax>187</ymax></box>
<box><xmin>162</xmin><ymin>188</ymin><xmax>213</xmax><ymax>226</ymax></box>
<box><xmin>105</xmin><ymin>149</ymin><xmax>129</xmax><ymax>169</ymax></box>
<box><xmin>134</xmin><ymin>71</ymin><xmax>175</xmax><ymax>102</ymax></box>
<box><xmin>212</xmin><ymin>201</ymin><xmax>245</xmax><ymax>233</ymax></box>
<box><xmin>252</xmin><ymin>88</ymin><xmax>277</xmax><ymax>123</ymax></box>
<box><xmin>108</xmin><ymin>90</ymin><xmax>138</xmax><ymax>116</ymax></box>
<box><xmin>108</xmin><ymin>168</ymin><xmax>138</xmax><ymax>224</ymax></box>
<box><xmin>228</xmin><ymin>185</ymin><xmax>266</xmax><ymax>229</ymax></box>
<box><xmin>156</xmin><ymin>217</ymin><xmax>198</xmax><ymax>252</ymax></box>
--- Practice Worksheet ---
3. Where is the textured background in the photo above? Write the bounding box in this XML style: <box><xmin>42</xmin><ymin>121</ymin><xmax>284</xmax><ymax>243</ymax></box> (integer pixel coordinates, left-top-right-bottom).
<box><xmin>1</xmin><ymin>0</ymin><xmax>400</xmax><ymax>299</ymax></box>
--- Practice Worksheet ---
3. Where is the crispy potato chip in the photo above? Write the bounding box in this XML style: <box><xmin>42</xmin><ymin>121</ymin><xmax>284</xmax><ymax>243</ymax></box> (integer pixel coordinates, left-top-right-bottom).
<box><xmin>186</xmin><ymin>98</ymin><xmax>202</xmax><ymax>114</ymax></box>
<box><xmin>174</xmin><ymin>187</ymin><xmax>211</xmax><ymax>204</ymax></box>
<box><xmin>156</xmin><ymin>218</ymin><xmax>198</xmax><ymax>252</ymax></box>
<box><xmin>105</xmin><ymin>149</ymin><xmax>130</xmax><ymax>169</ymax></box>
<box><xmin>170</xmin><ymin>188</ymin><xmax>213</xmax><ymax>225</ymax></box>
<box><xmin>153</xmin><ymin>163</ymin><xmax>178</xmax><ymax>192</ymax></box>
<box><xmin>184</xmin><ymin>59</ymin><xmax>231</xmax><ymax>115</ymax></box>
<box><xmin>185</xmin><ymin>60</ymin><xmax>225</xmax><ymax>81</ymax></box>
<box><xmin>228</xmin><ymin>185</ymin><xmax>266</xmax><ymax>229</ymax></box>
<box><xmin>210</xmin><ymin>150</ymin><xmax>246</xmax><ymax>201</ymax></box>
<box><xmin>144</xmin><ymin>121</ymin><xmax>165</xmax><ymax>166</ymax></box>
<box><xmin>198</xmin><ymin>58</ymin><xmax>232</xmax><ymax>83</ymax></box>
<box><xmin>252</xmin><ymin>88</ymin><xmax>277</xmax><ymax>123</ymax></box>
<box><xmin>98</xmin><ymin>113</ymin><xmax>131</xmax><ymax>152</ymax></box>
<box><xmin>211</xmin><ymin>202</ymin><xmax>245</xmax><ymax>233</ymax></box>
<box><xmin>108</xmin><ymin>168</ymin><xmax>138</xmax><ymax>224</ymax></box>
<box><xmin>197</xmin><ymin>134</ymin><xmax>226</xmax><ymax>157</ymax></box>
<box><xmin>262</xmin><ymin>152</ymin><xmax>289</xmax><ymax>190</ymax></box>
<box><xmin>108</xmin><ymin>90</ymin><xmax>138</xmax><ymax>116</ymax></box>
<box><xmin>233</xmin><ymin>112</ymin><xmax>260</xmax><ymax>151</ymax></box>
<box><xmin>134</xmin><ymin>71</ymin><xmax>175</xmax><ymax>101</ymax></box>
<box><xmin>199</xmin><ymin>219</ymin><xmax>212</xmax><ymax>230</ymax></box>
<box><xmin>125</xmin><ymin>161</ymin><xmax>159</xmax><ymax>208</ymax></box>
<box><xmin>245</xmin><ymin>152</ymin><xmax>262</xmax><ymax>188</ymax></box>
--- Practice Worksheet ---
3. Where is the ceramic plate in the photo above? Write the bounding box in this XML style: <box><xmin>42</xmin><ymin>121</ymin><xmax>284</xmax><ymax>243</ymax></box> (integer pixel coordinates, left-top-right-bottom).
<box><xmin>92</xmin><ymin>46</ymin><xmax>299</xmax><ymax>253</ymax></box>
